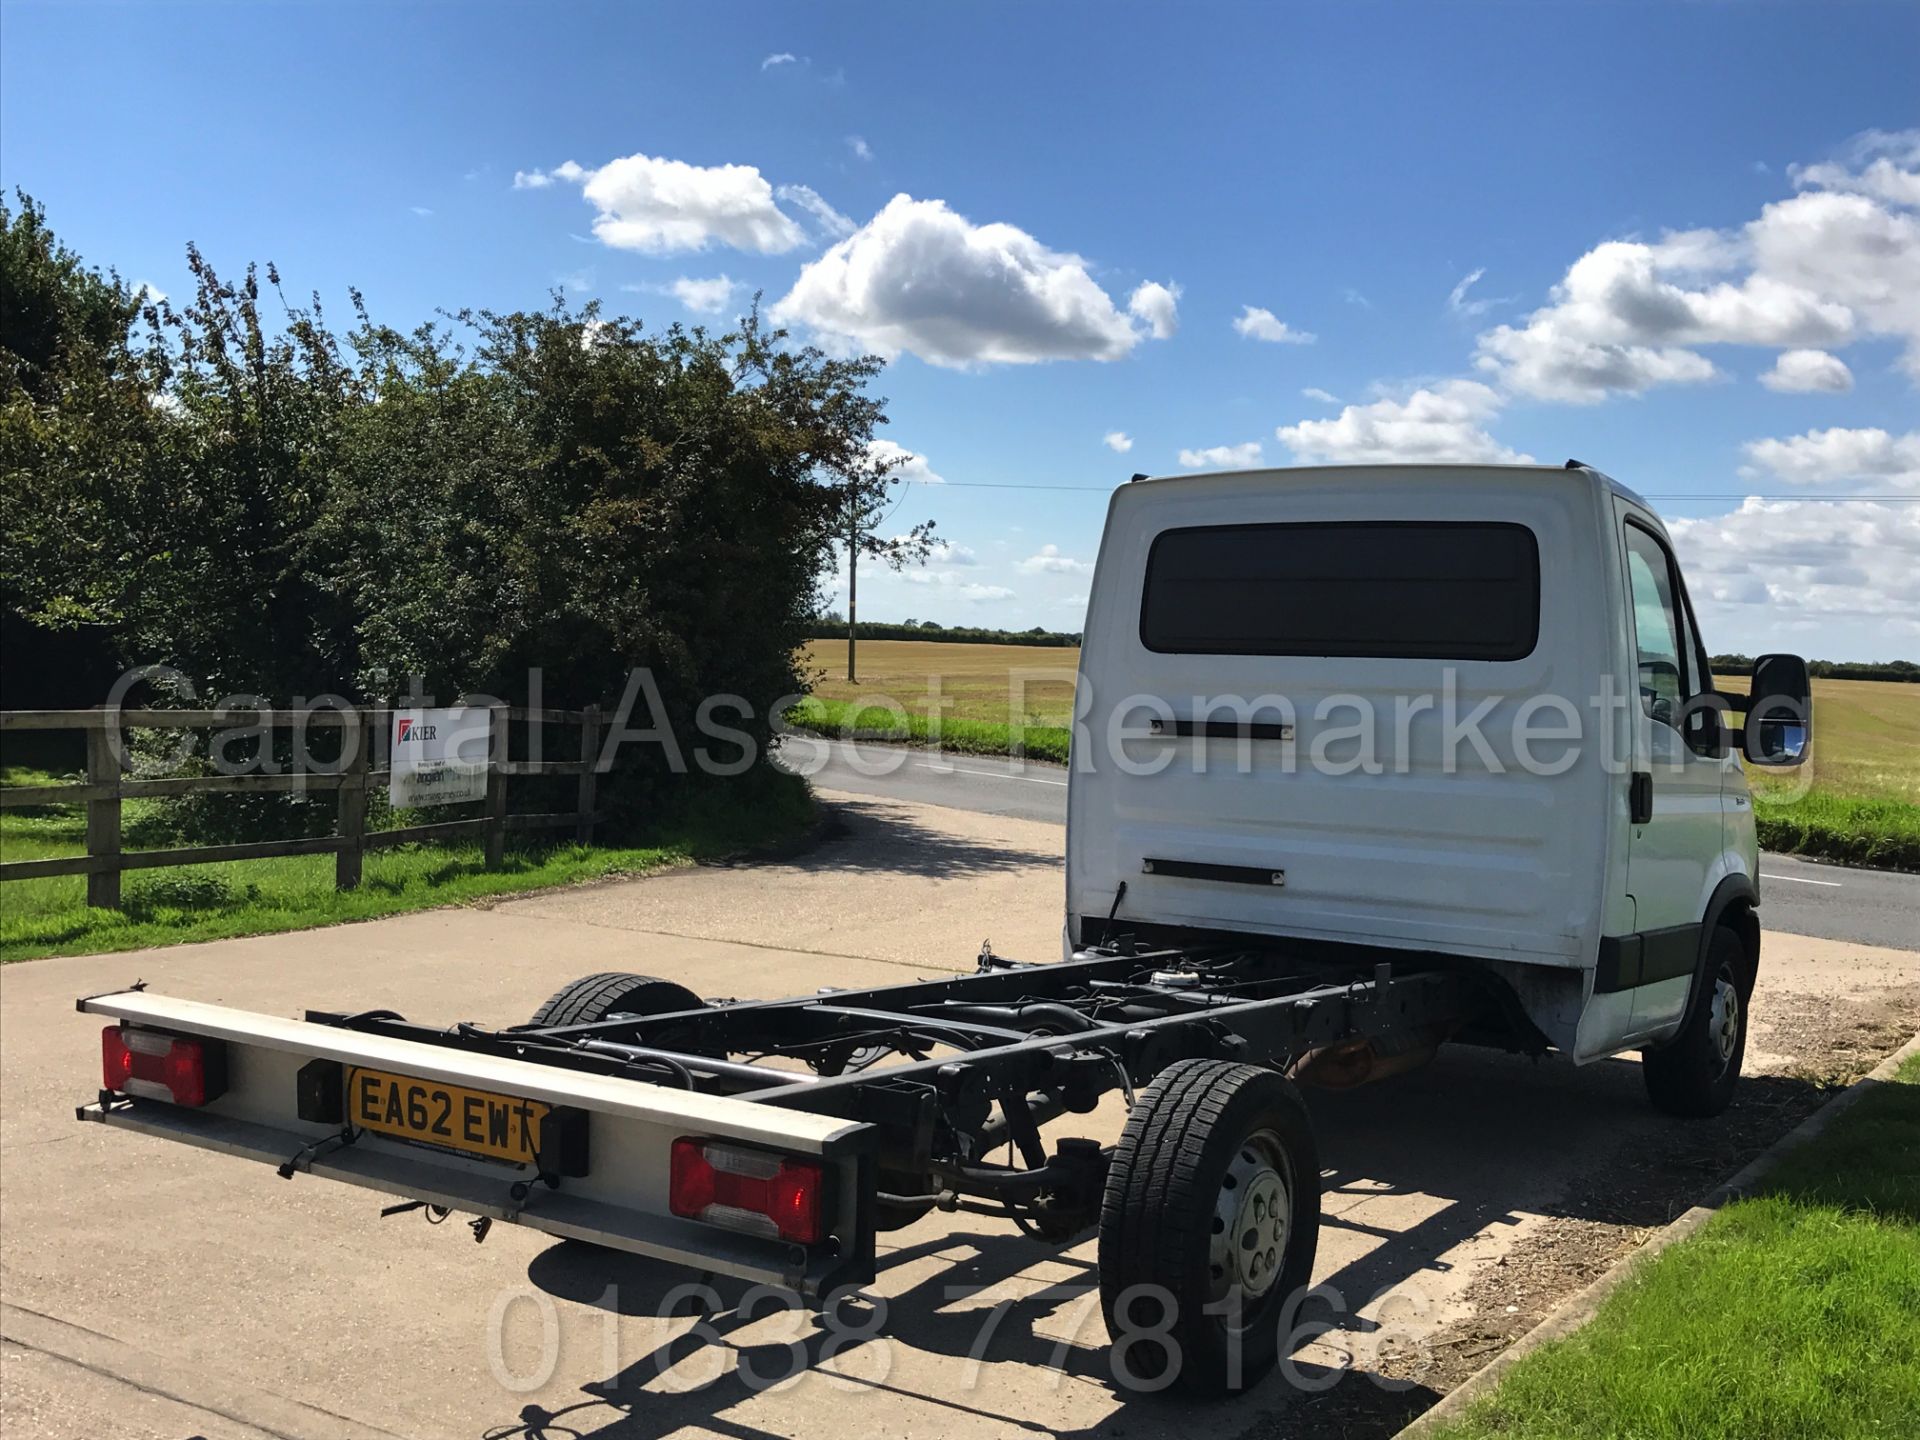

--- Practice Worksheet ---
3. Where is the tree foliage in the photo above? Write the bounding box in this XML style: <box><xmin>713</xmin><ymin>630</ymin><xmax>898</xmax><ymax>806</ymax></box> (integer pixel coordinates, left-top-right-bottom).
<box><xmin>1</xmin><ymin>194</ymin><xmax>928</xmax><ymax>821</ymax></box>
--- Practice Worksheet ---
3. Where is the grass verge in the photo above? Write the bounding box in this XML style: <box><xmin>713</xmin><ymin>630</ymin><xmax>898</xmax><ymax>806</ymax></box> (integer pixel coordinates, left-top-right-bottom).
<box><xmin>1753</xmin><ymin>789</ymin><xmax>1920</xmax><ymax>872</ymax></box>
<box><xmin>784</xmin><ymin>696</ymin><xmax>1072</xmax><ymax>764</ymax></box>
<box><xmin>1429</xmin><ymin>1050</ymin><xmax>1920</xmax><ymax>1440</ymax></box>
<box><xmin>0</xmin><ymin>767</ymin><xmax>816</xmax><ymax>964</ymax></box>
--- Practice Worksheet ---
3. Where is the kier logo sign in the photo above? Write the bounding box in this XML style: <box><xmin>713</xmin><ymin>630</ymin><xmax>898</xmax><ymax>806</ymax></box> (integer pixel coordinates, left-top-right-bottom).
<box><xmin>388</xmin><ymin>707</ymin><xmax>488</xmax><ymax>808</ymax></box>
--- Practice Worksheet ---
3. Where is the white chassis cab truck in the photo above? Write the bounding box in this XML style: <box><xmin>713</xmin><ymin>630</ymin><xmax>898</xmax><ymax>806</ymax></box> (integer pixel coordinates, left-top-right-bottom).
<box><xmin>75</xmin><ymin>461</ymin><xmax>1811</xmax><ymax>1396</ymax></box>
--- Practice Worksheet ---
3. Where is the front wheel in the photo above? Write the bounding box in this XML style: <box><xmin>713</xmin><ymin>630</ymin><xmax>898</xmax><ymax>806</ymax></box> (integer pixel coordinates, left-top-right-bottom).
<box><xmin>1097</xmin><ymin>1059</ymin><xmax>1320</xmax><ymax>1396</ymax></box>
<box><xmin>1642</xmin><ymin>926</ymin><xmax>1749</xmax><ymax>1118</ymax></box>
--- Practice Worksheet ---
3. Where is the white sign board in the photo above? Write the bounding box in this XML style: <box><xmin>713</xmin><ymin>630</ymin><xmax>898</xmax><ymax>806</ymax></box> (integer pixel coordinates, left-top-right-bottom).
<box><xmin>389</xmin><ymin>707</ymin><xmax>491</xmax><ymax>808</ymax></box>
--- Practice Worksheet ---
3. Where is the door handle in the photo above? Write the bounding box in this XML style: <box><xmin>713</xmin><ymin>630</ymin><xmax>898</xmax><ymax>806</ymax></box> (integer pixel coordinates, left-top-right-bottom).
<box><xmin>1630</xmin><ymin>771</ymin><xmax>1653</xmax><ymax>825</ymax></box>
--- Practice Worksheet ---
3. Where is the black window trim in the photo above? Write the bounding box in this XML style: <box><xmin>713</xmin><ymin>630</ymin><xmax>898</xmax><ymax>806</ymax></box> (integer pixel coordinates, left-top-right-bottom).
<box><xmin>1137</xmin><ymin>519</ymin><xmax>1542</xmax><ymax>662</ymax></box>
<box><xmin>1623</xmin><ymin>515</ymin><xmax>1721</xmax><ymax>751</ymax></box>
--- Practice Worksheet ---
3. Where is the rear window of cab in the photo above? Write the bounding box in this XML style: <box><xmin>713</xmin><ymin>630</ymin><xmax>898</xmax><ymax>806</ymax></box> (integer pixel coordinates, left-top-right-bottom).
<box><xmin>1138</xmin><ymin>520</ymin><xmax>1540</xmax><ymax>660</ymax></box>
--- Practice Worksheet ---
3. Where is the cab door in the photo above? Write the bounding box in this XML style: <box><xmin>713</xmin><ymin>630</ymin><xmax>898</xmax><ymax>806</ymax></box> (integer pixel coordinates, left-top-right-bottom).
<box><xmin>1617</xmin><ymin>508</ymin><xmax>1726</xmax><ymax>1028</ymax></box>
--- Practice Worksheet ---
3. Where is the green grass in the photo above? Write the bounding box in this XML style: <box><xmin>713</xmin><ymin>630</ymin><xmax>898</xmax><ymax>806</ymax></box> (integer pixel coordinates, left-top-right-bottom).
<box><xmin>1430</xmin><ymin>1052</ymin><xmax>1920</xmax><ymax>1440</ymax></box>
<box><xmin>785</xmin><ymin>695</ymin><xmax>1072</xmax><ymax>764</ymax></box>
<box><xmin>0</xmin><ymin>766</ymin><xmax>816</xmax><ymax>964</ymax></box>
<box><xmin>1754</xmin><ymin>789</ymin><xmax>1920</xmax><ymax>873</ymax></box>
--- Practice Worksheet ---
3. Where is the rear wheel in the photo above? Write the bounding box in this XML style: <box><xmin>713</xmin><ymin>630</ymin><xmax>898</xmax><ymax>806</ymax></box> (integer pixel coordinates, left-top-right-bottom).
<box><xmin>528</xmin><ymin>972</ymin><xmax>705</xmax><ymax>1028</ymax></box>
<box><xmin>1098</xmin><ymin>1059</ymin><xmax>1320</xmax><ymax>1396</ymax></box>
<box><xmin>1642</xmin><ymin>926</ymin><xmax>1749</xmax><ymax>1118</ymax></box>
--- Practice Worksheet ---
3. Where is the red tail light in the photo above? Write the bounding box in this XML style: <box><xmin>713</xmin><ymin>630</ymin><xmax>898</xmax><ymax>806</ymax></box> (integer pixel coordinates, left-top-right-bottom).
<box><xmin>669</xmin><ymin>1138</ymin><xmax>825</xmax><ymax>1245</ymax></box>
<box><xmin>101</xmin><ymin>1026</ymin><xmax>225</xmax><ymax>1107</ymax></box>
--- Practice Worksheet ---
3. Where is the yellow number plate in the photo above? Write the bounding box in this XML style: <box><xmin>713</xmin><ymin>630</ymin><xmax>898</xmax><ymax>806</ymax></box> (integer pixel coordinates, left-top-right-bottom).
<box><xmin>346</xmin><ymin>1067</ymin><xmax>549</xmax><ymax>1165</ymax></box>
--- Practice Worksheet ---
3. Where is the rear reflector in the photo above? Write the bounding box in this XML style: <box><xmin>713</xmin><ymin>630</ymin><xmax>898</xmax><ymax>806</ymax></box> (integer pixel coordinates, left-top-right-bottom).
<box><xmin>669</xmin><ymin>1138</ymin><xmax>825</xmax><ymax>1245</ymax></box>
<box><xmin>101</xmin><ymin>1025</ymin><xmax>226</xmax><ymax>1107</ymax></box>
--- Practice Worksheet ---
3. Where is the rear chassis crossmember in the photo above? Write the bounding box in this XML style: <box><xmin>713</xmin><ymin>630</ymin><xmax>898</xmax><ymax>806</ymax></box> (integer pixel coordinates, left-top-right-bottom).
<box><xmin>79</xmin><ymin>941</ymin><xmax>1496</xmax><ymax>1299</ymax></box>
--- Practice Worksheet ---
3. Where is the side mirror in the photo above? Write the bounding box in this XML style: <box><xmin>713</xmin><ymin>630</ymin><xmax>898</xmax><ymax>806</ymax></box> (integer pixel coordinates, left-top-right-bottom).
<box><xmin>1742</xmin><ymin>653</ymin><xmax>1812</xmax><ymax>767</ymax></box>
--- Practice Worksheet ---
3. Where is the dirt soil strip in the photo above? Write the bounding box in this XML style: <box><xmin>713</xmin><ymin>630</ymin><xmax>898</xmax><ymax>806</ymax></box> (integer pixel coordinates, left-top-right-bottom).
<box><xmin>1392</xmin><ymin>1024</ymin><xmax>1920</xmax><ymax>1440</ymax></box>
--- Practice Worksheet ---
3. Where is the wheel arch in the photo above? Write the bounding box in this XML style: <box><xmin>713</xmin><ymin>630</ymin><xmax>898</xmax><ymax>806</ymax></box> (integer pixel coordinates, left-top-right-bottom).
<box><xmin>1702</xmin><ymin>873</ymin><xmax>1760</xmax><ymax>997</ymax></box>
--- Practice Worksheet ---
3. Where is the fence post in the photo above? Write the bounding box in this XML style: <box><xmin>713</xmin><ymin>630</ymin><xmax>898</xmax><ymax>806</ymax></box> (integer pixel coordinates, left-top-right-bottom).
<box><xmin>484</xmin><ymin>706</ymin><xmax>508</xmax><ymax>869</ymax></box>
<box><xmin>336</xmin><ymin>709</ymin><xmax>370</xmax><ymax>891</ymax></box>
<box><xmin>85</xmin><ymin>719</ymin><xmax>122</xmax><ymax>909</ymax></box>
<box><xmin>576</xmin><ymin>705</ymin><xmax>600</xmax><ymax>846</ymax></box>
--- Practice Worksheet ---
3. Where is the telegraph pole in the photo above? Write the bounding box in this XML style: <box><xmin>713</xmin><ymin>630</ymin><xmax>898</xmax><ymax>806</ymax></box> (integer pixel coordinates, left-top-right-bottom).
<box><xmin>846</xmin><ymin>495</ymin><xmax>859</xmax><ymax>683</ymax></box>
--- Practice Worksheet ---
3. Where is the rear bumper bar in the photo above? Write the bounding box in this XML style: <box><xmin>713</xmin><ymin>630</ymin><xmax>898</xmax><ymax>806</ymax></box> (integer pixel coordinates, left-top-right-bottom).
<box><xmin>78</xmin><ymin>990</ymin><xmax>877</xmax><ymax>1297</ymax></box>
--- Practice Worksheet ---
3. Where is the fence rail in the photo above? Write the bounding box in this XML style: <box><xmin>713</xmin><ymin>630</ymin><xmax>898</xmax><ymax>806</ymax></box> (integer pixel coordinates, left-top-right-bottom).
<box><xmin>0</xmin><ymin>705</ymin><xmax>603</xmax><ymax>907</ymax></box>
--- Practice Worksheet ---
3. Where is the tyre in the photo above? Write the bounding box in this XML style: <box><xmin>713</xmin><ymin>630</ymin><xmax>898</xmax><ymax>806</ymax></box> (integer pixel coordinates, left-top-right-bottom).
<box><xmin>1642</xmin><ymin>926</ymin><xmax>1749</xmax><ymax>1118</ymax></box>
<box><xmin>528</xmin><ymin>972</ymin><xmax>705</xmax><ymax>1028</ymax></box>
<box><xmin>1097</xmin><ymin>1059</ymin><xmax>1321</xmax><ymax>1396</ymax></box>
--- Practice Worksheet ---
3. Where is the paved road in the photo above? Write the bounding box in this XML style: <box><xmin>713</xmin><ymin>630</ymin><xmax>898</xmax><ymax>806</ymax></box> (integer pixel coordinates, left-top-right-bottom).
<box><xmin>777</xmin><ymin>735</ymin><xmax>1920</xmax><ymax>949</ymax></box>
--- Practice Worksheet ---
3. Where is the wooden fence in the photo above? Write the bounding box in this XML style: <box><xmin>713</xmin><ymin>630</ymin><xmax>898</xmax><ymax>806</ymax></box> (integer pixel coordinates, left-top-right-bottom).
<box><xmin>0</xmin><ymin>705</ymin><xmax>604</xmax><ymax>908</ymax></box>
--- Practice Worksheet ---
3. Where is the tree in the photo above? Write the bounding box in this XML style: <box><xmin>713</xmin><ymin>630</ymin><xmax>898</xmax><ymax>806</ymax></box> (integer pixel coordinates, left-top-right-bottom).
<box><xmin>2</xmin><ymin>198</ymin><xmax>917</xmax><ymax>833</ymax></box>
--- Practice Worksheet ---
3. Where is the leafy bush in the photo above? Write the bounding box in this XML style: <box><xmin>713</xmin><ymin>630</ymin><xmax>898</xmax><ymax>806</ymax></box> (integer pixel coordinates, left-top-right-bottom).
<box><xmin>3</xmin><ymin>193</ymin><xmax>921</xmax><ymax>843</ymax></box>
<box><xmin>122</xmin><ymin>870</ymin><xmax>261</xmax><ymax>917</ymax></box>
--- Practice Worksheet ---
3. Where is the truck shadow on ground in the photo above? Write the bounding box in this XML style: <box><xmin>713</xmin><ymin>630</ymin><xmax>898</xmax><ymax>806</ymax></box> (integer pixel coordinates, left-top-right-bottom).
<box><xmin>740</xmin><ymin>795</ymin><xmax>1063</xmax><ymax>881</ymax></box>
<box><xmin>495</xmin><ymin>1047</ymin><xmax>1841</xmax><ymax>1440</ymax></box>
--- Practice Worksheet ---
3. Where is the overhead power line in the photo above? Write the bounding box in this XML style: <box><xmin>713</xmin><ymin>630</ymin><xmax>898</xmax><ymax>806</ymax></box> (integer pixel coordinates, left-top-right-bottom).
<box><xmin>889</xmin><ymin>477</ymin><xmax>1920</xmax><ymax>502</ymax></box>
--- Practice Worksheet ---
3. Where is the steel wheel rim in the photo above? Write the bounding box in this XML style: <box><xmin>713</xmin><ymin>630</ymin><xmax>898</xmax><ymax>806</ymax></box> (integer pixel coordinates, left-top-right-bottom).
<box><xmin>1210</xmin><ymin>1128</ymin><xmax>1291</xmax><ymax>1304</ymax></box>
<box><xmin>1711</xmin><ymin>973</ymin><xmax>1741</xmax><ymax>1069</ymax></box>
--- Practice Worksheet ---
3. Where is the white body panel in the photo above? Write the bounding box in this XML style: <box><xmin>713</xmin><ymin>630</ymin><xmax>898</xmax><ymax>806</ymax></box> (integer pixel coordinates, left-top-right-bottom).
<box><xmin>1064</xmin><ymin>464</ymin><xmax>1760</xmax><ymax>1062</ymax></box>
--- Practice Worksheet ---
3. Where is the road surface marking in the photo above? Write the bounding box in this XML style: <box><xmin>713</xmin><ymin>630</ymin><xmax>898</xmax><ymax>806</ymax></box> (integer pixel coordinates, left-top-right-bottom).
<box><xmin>911</xmin><ymin>761</ymin><xmax>1069</xmax><ymax>787</ymax></box>
<box><xmin>1760</xmin><ymin>872</ymin><xmax>1843</xmax><ymax>887</ymax></box>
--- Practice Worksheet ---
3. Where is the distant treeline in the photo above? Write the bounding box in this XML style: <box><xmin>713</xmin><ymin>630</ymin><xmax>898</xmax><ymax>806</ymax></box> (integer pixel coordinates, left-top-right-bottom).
<box><xmin>803</xmin><ymin>628</ymin><xmax>1915</xmax><ymax>674</ymax></box>
<box><xmin>1712</xmin><ymin>656</ymin><xmax>1917</xmax><ymax>683</ymax></box>
<box><xmin>810</xmin><ymin>617</ymin><xmax>1081</xmax><ymax>648</ymax></box>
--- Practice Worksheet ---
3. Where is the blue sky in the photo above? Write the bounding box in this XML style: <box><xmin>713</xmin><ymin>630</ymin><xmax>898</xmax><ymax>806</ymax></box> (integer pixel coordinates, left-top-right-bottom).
<box><xmin>4</xmin><ymin>1</ymin><xmax>1917</xmax><ymax>659</ymax></box>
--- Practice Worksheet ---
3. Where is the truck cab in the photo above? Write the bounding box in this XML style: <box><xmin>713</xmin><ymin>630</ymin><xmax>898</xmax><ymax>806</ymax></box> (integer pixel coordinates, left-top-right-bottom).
<box><xmin>1066</xmin><ymin>461</ymin><xmax>1812</xmax><ymax>1115</ymax></box>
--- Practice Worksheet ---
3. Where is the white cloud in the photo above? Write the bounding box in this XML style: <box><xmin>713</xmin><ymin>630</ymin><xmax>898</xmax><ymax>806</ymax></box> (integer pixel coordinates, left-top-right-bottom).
<box><xmin>1789</xmin><ymin>129</ymin><xmax>1920</xmax><ymax>209</ymax></box>
<box><xmin>774</xmin><ymin>183</ymin><xmax>856</xmax><ymax>240</ymax></box>
<box><xmin>1301</xmin><ymin>387</ymin><xmax>1339</xmax><ymax>404</ymax></box>
<box><xmin>762</xmin><ymin>52</ymin><xmax>799</xmax><ymax>70</ymax></box>
<box><xmin>132</xmin><ymin>280</ymin><xmax>165</xmax><ymax>305</ymax></box>
<box><xmin>409</xmin><ymin>206</ymin><xmax>434</xmax><ymax>218</ymax></box>
<box><xmin>1018</xmin><ymin>544</ymin><xmax>1093</xmax><ymax>576</ymax></box>
<box><xmin>1760</xmin><ymin>349</ymin><xmax>1854</xmax><ymax>394</ymax></box>
<box><xmin>536</xmin><ymin>152</ymin><xmax>805</xmax><ymax>255</ymax></box>
<box><xmin>1748</xmin><ymin>184</ymin><xmax>1920</xmax><ymax>381</ymax></box>
<box><xmin>661</xmin><ymin>275</ymin><xmax>736</xmax><ymax>314</ymax></box>
<box><xmin>1103</xmin><ymin>431</ymin><xmax>1134</xmax><ymax>453</ymax></box>
<box><xmin>1276</xmin><ymin>380</ymin><xmax>1533</xmax><ymax>465</ymax></box>
<box><xmin>1472</xmin><ymin>238</ymin><xmax>1849</xmax><ymax>402</ymax></box>
<box><xmin>1178</xmin><ymin>441</ymin><xmax>1264</xmax><ymax>468</ymax></box>
<box><xmin>1233</xmin><ymin>305</ymin><xmax>1314</xmax><ymax>344</ymax></box>
<box><xmin>866</xmin><ymin>437</ymin><xmax>945</xmax><ymax>485</ymax></box>
<box><xmin>846</xmin><ymin>135</ymin><xmax>873</xmax><ymax>162</ymax></box>
<box><xmin>925</xmin><ymin>540</ymin><xmax>977</xmax><ymax>565</ymax></box>
<box><xmin>1741</xmin><ymin>427</ymin><xmax>1920</xmax><ymax>490</ymax></box>
<box><xmin>1128</xmin><ymin>281</ymin><xmax>1181</xmax><ymax>339</ymax></box>
<box><xmin>1476</xmin><ymin>130</ymin><xmax>1920</xmax><ymax>398</ymax></box>
<box><xmin>1446</xmin><ymin>267</ymin><xmax>1510</xmax><ymax>318</ymax></box>
<box><xmin>772</xmin><ymin>194</ymin><xmax>1161</xmax><ymax>366</ymax></box>
<box><xmin>1670</xmin><ymin>498</ymin><xmax>1920</xmax><ymax>636</ymax></box>
<box><xmin>899</xmin><ymin>567</ymin><xmax>1012</xmax><ymax>601</ymax></box>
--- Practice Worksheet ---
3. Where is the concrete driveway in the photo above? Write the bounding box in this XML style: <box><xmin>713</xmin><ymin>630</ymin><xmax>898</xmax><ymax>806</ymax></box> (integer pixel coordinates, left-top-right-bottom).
<box><xmin>3</xmin><ymin>791</ymin><xmax>1916</xmax><ymax>1440</ymax></box>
